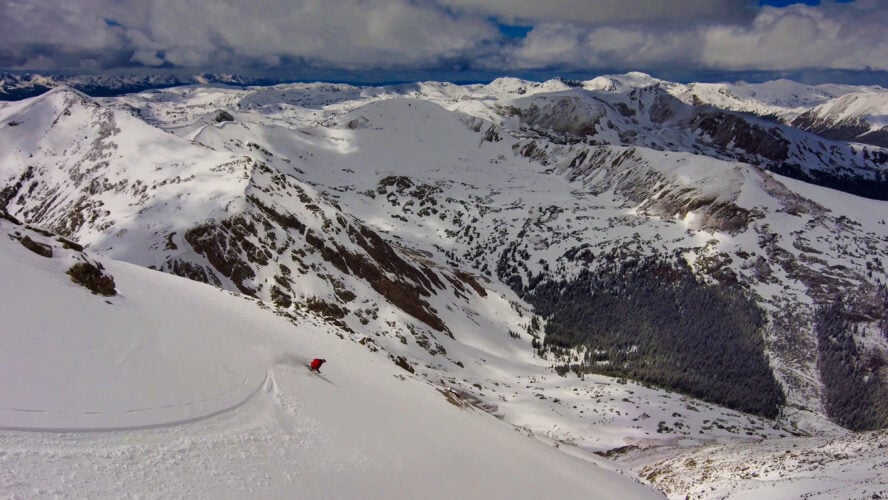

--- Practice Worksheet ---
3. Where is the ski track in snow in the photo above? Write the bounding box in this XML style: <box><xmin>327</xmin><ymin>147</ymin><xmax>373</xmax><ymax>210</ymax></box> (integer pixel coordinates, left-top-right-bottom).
<box><xmin>0</xmin><ymin>371</ymin><xmax>261</xmax><ymax>433</ymax></box>
<box><xmin>0</xmin><ymin>368</ymin><xmax>368</xmax><ymax>498</ymax></box>
<box><xmin>0</xmin><ymin>222</ymin><xmax>659</xmax><ymax>498</ymax></box>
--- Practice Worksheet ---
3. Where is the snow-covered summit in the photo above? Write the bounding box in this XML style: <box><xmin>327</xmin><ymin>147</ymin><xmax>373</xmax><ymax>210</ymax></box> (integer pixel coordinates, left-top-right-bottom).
<box><xmin>0</xmin><ymin>85</ymin><xmax>247</xmax><ymax>267</ymax></box>
<box><xmin>791</xmin><ymin>90</ymin><xmax>888</xmax><ymax>146</ymax></box>
<box><xmin>583</xmin><ymin>71</ymin><xmax>665</xmax><ymax>93</ymax></box>
<box><xmin>480</xmin><ymin>76</ymin><xmax>573</xmax><ymax>98</ymax></box>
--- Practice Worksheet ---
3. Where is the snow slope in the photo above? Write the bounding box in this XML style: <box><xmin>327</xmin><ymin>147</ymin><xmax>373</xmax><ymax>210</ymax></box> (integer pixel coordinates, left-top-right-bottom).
<box><xmin>0</xmin><ymin>217</ymin><xmax>659</xmax><ymax>498</ymax></box>
<box><xmin>791</xmin><ymin>90</ymin><xmax>888</xmax><ymax>147</ymax></box>
<box><xmin>797</xmin><ymin>90</ymin><xmax>888</xmax><ymax>129</ymax></box>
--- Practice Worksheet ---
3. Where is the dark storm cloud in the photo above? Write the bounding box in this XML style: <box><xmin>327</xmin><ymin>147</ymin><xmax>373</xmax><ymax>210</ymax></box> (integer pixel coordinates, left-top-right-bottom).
<box><xmin>438</xmin><ymin>0</ymin><xmax>756</xmax><ymax>26</ymax></box>
<box><xmin>1</xmin><ymin>0</ymin><xmax>885</xmax><ymax>75</ymax></box>
<box><xmin>0</xmin><ymin>0</ymin><xmax>499</xmax><ymax>71</ymax></box>
<box><xmin>0</xmin><ymin>1</ymin><xmax>134</xmax><ymax>69</ymax></box>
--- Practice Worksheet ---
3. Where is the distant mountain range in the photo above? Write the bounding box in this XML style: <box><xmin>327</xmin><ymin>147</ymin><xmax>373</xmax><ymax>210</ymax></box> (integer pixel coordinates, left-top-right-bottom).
<box><xmin>5</xmin><ymin>70</ymin><xmax>888</xmax><ymax>151</ymax></box>
<box><xmin>0</xmin><ymin>72</ymin><xmax>282</xmax><ymax>100</ymax></box>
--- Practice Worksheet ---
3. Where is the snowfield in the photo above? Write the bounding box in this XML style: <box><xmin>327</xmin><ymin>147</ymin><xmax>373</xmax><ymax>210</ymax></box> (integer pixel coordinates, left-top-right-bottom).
<box><xmin>0</xmin><ymin>219</ymin><xmax>659</xmax><ymax>498</ymax></box>
<box><xmin>0</xmin><ymin>223</ymin><xmax>263</xmax><ymax>431</ymax></box>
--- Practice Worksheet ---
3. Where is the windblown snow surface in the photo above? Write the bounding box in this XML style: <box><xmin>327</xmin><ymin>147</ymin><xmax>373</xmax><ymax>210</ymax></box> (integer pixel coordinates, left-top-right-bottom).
<box><xmin>0</xmin><ymin>220</ymin><xmax>657</xmax><ymax>498</ymax></box>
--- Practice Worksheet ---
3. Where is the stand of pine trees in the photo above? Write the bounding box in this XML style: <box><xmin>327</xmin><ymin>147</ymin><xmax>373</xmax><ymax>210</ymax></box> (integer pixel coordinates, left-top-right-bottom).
<box><xmin>521</xmin><ymin>254</ymin><xmax>785</xmax><ymax>419</ymax></box>
<box><xmin>816</xmin><ymin>299</ymin><xmax>888</xmax><ymax>431</ymax></box>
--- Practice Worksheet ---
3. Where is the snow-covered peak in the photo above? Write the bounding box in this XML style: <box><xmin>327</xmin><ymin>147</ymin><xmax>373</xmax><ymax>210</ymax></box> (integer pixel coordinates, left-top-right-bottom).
<box><xmin>482</xmin><ymin>76</ymin><xmax>572</xmax><ymax>98</ymax></box>
<box><xmin>583</xmin><ymin>71</ymin><xmax>664</xmax><ymax>92</ymax></box>
<box><xmin>789</xmin><ymin>88</ymin><xmax>888</xmax><ymax>146</ymax></box>
<box><xmin>0</xmin><ymin>88</ymin><xmax>247</xmax><ymax>265</ymax></box>
<box><xmin>807</xmin><ymin>90</ymin><xmax>888</xmax><ymax>129</ymax></box>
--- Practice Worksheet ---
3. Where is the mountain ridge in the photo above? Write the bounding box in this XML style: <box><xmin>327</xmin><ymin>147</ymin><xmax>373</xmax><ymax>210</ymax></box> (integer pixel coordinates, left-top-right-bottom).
<box><xmin>2</xmin><ymin>74</ymin><xmax>888</xmax><ymax>497</ymax></box>
<box><xmin>4</xmin><ymin>80</ymin><xmax>887</xmax><ymax>431</ymax></box>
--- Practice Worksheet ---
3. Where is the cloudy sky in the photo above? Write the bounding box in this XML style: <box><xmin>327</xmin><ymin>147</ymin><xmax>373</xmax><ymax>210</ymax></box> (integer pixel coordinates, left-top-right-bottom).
<box><xmin>1</xmin><ymin>0</ymin><xmax>886</xmax><ymax>84</ymax></box>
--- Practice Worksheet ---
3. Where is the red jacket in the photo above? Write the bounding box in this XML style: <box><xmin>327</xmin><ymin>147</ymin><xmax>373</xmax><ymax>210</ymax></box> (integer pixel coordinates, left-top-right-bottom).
<box><xmin>310</xmin><ymin>358</ymin><xmax>326</xmax><ymax>371</ymax></box>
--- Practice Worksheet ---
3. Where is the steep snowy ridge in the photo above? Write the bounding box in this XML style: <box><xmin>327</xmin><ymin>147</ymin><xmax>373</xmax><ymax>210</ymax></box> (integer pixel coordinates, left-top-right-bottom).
<box><xmin>137</xmin><ymin>83</ymin><xmax>888</xmax><ymax>433</ymax></box>
<box><xmin>792</xmin><ymin>90</ymin><xmax>888</xmax><ymax>147</ymax></box>
<box><xmin>2</xmin><ymin>76</ymin><xmax>888</xmax><ymax>498</ymax></box>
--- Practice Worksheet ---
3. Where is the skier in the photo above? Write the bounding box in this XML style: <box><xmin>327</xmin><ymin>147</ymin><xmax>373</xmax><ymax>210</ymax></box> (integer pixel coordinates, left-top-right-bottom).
<box><xmin>309</xmin><ymin>358</ymin><xmax>327</xmax><ymax>373</ymax></box>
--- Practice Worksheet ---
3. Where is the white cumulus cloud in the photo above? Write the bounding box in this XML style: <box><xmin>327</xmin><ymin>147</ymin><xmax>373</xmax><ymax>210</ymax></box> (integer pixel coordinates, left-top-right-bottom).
<box><xmin>502</xmin><ymin>1</ymin><xmax>888</xmax><ymax>72</ymax></box>
<box><xmin>700</xmin><ymin>2</ymin><xmax>888</xmax><ymax>71</ymax></box>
